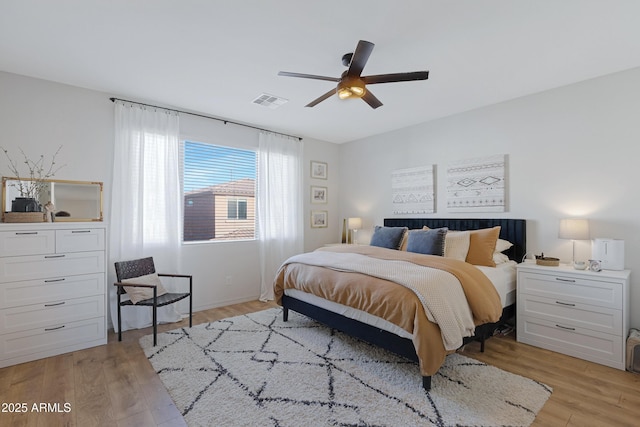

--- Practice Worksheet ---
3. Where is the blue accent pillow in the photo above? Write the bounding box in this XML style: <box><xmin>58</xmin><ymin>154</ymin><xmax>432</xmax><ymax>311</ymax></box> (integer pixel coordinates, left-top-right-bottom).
<box><xmin>370</xmin><ymin>226</ymin><xmax>407</xmax><ymax>250</ymax></box>
<box><xmin>406</xmin><ymin>227</ymin><xmax>448</xmax><ymax>256</ymax></box>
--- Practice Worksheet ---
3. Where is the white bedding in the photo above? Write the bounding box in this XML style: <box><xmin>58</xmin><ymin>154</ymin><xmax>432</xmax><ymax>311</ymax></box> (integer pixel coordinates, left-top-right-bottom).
<box><xmin>475</xmin><ymin>260</ymin><xmax>517</xmax><ymax>307</ymax></box>
<box><xmin>283</xmin><ymin>260</ymin><xmax>517</xmax><ymax>340</ymax></box>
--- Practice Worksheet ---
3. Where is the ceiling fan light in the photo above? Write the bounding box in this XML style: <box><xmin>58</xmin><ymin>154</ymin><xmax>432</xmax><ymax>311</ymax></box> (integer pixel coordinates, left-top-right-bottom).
<box><xmin>337</xmin><ymin>87</ymin><xmax>352</xmax><ymax>99</ymax></box>
<box><xmin>337</xmin><ymin>79</ymin><xmax>365</xmax><ymax>99</ymax></box>
<box><xmin>350</xmin><ymin>85</ymin><xmax>365</xmax><ymax>97</ymax></box>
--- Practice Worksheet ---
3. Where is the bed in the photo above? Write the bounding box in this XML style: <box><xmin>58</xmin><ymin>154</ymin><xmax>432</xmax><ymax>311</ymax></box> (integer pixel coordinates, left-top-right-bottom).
<box><xmin>274</xmin><ymin>218</ymin><xmax>526</xmax><ymax>391</ymax></box>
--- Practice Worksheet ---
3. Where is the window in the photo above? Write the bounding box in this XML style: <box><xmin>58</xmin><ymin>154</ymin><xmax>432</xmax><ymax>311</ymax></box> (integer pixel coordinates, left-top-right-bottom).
<box><xmin>227</xmin><ymin>198</ymin><xmax>247</xmax><ymax>220</ymax></box>
<box><xmin>183</xmin><ymin>141</ymin><xmax>257</xmax><ymax>242</ymax></box>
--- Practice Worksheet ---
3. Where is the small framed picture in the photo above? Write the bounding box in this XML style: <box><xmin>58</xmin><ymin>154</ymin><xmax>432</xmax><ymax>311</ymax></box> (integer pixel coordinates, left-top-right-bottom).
<box><xmin>311</xmin><ymin>210</ymin><xmax>328</xmax><ymax>228</ymax></box>
<box><xmin>311</xmin><ymin>186</ymin><xmax>327</xmax><ymax>204</ymax></box>
<box><xmin>311</xmin><ymin>161</ymin><xmax>328</xmax><ymax>180</ymax></box>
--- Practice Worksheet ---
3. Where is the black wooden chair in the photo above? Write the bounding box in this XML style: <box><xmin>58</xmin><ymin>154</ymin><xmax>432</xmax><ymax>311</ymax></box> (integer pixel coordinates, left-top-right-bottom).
<box><xmin>114</xmin><ymin>257</ymin><xmax>192</xmax><ymax>346</ymax></box>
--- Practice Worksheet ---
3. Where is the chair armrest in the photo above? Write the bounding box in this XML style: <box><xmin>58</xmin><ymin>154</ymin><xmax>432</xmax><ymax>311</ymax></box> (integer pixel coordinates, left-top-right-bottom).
<box><xmin>156</xmin><ymin>274</ymin><xmax>192</xmax><ymax>295</ymax></box>
<box><xmin>157</xmin><ymin>273</ymin><xmax>192</xmax><ymax>279</ymax></box>
<box><xmin>114</xmin><ymin>281</ymin><xmax>156</xmax><ymax>288</ymax></box>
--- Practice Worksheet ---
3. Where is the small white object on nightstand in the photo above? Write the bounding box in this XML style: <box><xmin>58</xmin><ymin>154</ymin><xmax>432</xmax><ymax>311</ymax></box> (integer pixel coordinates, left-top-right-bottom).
<box><xmin>573</xmin><ymin>261</ymin><xmax>587</xmax><ymax>270</ymax></box>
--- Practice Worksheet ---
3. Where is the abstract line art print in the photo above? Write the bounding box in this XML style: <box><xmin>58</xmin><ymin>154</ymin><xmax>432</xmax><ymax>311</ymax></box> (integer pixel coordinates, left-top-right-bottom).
<box><xmin>392</xmin><ymin>165</ymin><xmax>435</xmax><ymax>214</ymax></box>
<box><xmin>447</xmin><ymin>154</ymin><xmax>506</xmax><ymax>212</ymax></box>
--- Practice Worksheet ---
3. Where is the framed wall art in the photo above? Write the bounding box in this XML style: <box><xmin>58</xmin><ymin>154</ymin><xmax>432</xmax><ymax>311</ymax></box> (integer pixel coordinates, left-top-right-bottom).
<box><xmin>310</xmin><ymin>161</ymin><xmax>328</xmax><ymax>179</ymax></box>
<box><xmin>447</xmin><ymin>154</ymin><xmax>507</xmax><ymax>212</ymax></box>
<box><xmin>310</xmin><ymin>210</ymin><xmax>328</xmax><ymax>228</ymax></box>
<box><xmin>391</xmin><ymin>165</ymin><xmax>435</xmax><ymax>214</ymax></box>
<box><xmin>311</xmin><ymin>186</ymin><xmax>327</xmax><ymax>204</ymax></box>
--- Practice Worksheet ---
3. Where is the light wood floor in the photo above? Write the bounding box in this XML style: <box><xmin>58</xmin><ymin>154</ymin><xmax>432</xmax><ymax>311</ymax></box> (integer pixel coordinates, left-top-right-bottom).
<box><xmin>0</xmin><ymin>300</ymin><xmax>638</xmax><ymax>427</ymax></box>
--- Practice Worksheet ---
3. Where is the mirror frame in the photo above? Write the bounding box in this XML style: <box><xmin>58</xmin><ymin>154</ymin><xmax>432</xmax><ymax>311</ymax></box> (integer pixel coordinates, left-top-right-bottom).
<box><xmin>2</xmin><ymin>177</ymin><xmax>103</xmax><ymax>222</ymax></box>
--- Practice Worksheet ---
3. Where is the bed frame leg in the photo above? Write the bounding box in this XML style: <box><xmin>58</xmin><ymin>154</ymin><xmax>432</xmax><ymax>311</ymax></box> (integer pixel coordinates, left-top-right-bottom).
<box><xmin>282</xmin><ymin>307</ymin><xmax>289</xmax><ymax>322</ymax></box>
<box><xmin>480</xmin><ymin>335</ymin><xmax>486</xmax><ymax>352</ymax></box>
<box><xmin>422</xmin><ymin>375</ymin><xmax>431</xmax><ymax>391</ymax></box>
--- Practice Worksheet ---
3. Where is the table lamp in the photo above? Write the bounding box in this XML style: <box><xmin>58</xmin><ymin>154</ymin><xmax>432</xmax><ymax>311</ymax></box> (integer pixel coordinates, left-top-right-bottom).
<box><xmin>558</xmin><ymin>218</ymin><xmax>590</xmax><ymax>263</ymax></box>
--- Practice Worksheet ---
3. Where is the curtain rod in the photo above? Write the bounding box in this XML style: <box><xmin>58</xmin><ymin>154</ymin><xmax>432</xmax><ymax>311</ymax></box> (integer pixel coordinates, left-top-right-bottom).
<box><xmin>109</xmin><ymin>97</ymin><xmax>303</xmax><ymax>141</ymax></box>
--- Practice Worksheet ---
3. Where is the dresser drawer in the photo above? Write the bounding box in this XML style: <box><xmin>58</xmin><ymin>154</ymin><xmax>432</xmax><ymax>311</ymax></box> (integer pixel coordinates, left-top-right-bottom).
<box><xmin>518</xmin><ymin>271</ymin><xmax>622</xmax><ymax>309</ymax></box>
<box><xmin>518</xmin><ymin>316</ymin><xmax>623</xmax><ymax>369</ymax></box>
<box><xmin>518</xmin><ymin>294</ymin><xmax>622</xmax><ymax>335</ymax></box>
<box><xmin>0</xmin><ymin>317</ymin><xmax>105</xmax><ymax>362</ymax></box>
<box><xmin>55</xmin><ymin>228</ymin><xmax>105</xmax><ymax>253</ymax></box>
<box><xmin>0</xmin><ymin>251</ymin><xmax>104</xmax><ymax>283</ymax></box>
<box><xmin>0</xmin><ymin>273</ymin><xmax>104</xmax><ymax>309</ymax></box>
<box><xmin>0</xmin><ymin>230</ymin><xmax>55</xmax><ymax>257</ymax></box>
<box><xmin>0</xmin><ymin>295</ymin><xmax>104</xmax><ymax>334</ymax></box>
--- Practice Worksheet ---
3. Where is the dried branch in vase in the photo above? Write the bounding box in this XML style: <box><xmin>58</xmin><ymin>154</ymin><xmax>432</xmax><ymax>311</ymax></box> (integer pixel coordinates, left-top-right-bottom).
<box><xmin>0</xmin><ymin>145</ymin><xmax>66</xmax><ymax>199</ymax></box>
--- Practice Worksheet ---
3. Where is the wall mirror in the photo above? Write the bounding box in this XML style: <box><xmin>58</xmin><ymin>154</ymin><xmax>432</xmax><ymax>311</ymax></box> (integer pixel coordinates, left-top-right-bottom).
<box><xmin>2</xmin><ymin>177</ymin><xmax>103</xmax><ymax>222</ymax></box>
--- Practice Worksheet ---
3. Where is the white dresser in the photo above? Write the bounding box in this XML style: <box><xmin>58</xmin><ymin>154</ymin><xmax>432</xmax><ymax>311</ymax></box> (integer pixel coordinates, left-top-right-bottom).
<box><xmin>0</xmin><ymin>222</ymin><xmax>106</xmax><ymax>367</ymax></box>
<box><xmin>517</xmin><ymin>262</ymin><xmax>630</xmax><ymax>370</ymax></box>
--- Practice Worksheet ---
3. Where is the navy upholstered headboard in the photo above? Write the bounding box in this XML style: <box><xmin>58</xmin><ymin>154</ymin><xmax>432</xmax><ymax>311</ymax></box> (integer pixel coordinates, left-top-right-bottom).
<box><xmin>383</xmin><ymin>218</ymin><xmax>526</xmax><ymax>262</ymax></box>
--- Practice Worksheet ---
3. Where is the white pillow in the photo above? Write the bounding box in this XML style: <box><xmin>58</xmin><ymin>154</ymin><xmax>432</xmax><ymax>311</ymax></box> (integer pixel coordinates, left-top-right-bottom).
<box><xmin>493</xmin><ymin>252</ymin><xmax>511</xmax><ymax>265</ymax></box>
<box><xmin>495</xmin><ymin>238</ymin><xmax>513</xmax><ymax>253</ymax></box>
<box><xmin>444</xmin><ymin>230</ymin><xmax>471</xmax><ymax>261</ymax></box>
<box><xmin>122</xmin><ymin>272</ymin><xmax>168</xmax><ymax>304</ymax></box>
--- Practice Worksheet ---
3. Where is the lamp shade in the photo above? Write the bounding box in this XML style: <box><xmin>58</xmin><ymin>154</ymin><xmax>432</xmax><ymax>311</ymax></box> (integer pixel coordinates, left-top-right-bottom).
<box><xmin>347</xmin><ymin>217</ymin><xmax>362</xmax><ymax>229</ymax></box>
<box><xmin>558</xmin><ymin>218</ymin><xmax>590</xmax><ymax>240</ymax></box>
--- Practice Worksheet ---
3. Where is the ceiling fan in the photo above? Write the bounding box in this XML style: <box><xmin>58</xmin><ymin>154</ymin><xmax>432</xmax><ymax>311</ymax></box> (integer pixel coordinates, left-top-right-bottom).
<box><xmin>278</xmin><ymin>40</ymin><xmax>429</xmax><ymax>109</ymax></box>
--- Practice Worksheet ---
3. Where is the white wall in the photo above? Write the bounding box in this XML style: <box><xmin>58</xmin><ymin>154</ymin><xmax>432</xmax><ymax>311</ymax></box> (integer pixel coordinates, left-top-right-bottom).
<box><xmin>338</xmin><ymin>67</ymin><xmax>640</xmax><ymax>327</ymax></box>
<box><xmin>0</xmin><ymin>71</ymin><xmax>341</xmax><ymax>320</ymax></box>
<box><xmin>0</xmin><ymin>72</ymin><xmax>113</xmax><ymax>197</ymax></box>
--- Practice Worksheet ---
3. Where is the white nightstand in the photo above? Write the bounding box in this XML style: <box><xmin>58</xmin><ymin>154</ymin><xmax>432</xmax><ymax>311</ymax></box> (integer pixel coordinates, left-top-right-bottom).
<box><xmin>516</xmin><ymin>262</ymin><xmax>630</xmax><ymax>370</ymax></box>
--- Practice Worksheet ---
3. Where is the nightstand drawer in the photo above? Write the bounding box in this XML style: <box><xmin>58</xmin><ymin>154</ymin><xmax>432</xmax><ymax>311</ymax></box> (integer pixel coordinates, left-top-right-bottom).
<box><xmin>519</xmin><ymin>294</ymin><xmax>622</xmax><ymax>335</ymax></box>
<box><xmin>518</xmin><ymin>316</ymin><xmax>623</xmax><ymax>369</ymax></box>
<box><xmin>518</xmin><ymin>271</ymin><xmax>622</xmax><ymax>309</ymax></box>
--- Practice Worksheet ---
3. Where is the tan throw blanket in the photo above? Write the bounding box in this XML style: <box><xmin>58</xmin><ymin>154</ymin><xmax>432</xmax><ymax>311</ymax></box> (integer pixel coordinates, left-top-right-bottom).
<box><xmin>274</xmin><ymin>245</ymin><xmax>502</xmax><ymax>376</ymax></box>
<box><xmin>282</xmin><ymin>251</ymin><xmax>474</xmax><ymax>351</ymax></box>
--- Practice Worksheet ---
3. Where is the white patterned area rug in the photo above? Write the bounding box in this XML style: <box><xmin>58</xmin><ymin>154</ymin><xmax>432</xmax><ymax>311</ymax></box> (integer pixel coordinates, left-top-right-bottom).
<box><xmin>140</xmin><ymin>308</ymin><xmax>551</xmax><ymax>427</ymax></box>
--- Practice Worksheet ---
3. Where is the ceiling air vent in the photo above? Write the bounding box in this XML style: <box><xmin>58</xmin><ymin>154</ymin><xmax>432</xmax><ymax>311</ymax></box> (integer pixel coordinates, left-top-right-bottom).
<box><xmin>252</xmin><ymin>93</ymin><xmax>288</xmax><ymax>109</ymax></box>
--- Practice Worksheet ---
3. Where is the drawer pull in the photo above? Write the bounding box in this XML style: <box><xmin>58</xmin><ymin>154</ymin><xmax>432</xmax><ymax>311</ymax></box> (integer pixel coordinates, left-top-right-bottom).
<box><xmin>44</xmin><ymin>278</ymin><xmax>66</xmax><ymax>283</ymax></box>
<box><xmin>44</xmin><ymin>254</ymin><xmax>66</xmax><ymax>259</ymax></box>
<box><xmin>71</xmin><ymin>230</ymin><xmax>91</xmax><ymax>233</ymax></box>
<box><xmin>555</xmin><ymin>277</ymin><xmax>576</xmax><ymax>283</ymax></box>
<box><xmin>44</xmin><ymin>302</ymin><xmax>65</xmax><ymax>307</ymax></box>
<box><xmin>15</xmin><ymin>232</ymin><xmax>38</xmax><ymax>235</ymax></box>
<box><xmin>555</xmin><ymin>324</ymin><xmax>576</xmax><ymax>331</ymax></box>
<box><xmin>44</xmin><ymin>325</ymin><xmax>65</xmax><ymax>332</ymax></box>
<box><xmin>555</xmin><ymin>301</ymin><xmax>576</xmax><ymax>307</ymax></box>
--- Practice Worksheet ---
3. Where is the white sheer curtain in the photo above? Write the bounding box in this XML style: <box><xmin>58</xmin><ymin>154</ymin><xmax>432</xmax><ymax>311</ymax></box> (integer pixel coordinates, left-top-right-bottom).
<box><xmin>109</xmin><ymin>101</ymin><xmax>183</xmax><ymax>332</ymax></box>
<box><xmin>257</xmin><ymin>131</ymin><xmax>304</xmax><ymax>301</ymax></box>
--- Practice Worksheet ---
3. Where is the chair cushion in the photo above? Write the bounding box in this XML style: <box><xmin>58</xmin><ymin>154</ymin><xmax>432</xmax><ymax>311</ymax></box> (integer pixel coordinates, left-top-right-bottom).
<box><xmin>122</xmin><ymin>272</ymin><xmax>168</xmax><ymax>304</ymax></box>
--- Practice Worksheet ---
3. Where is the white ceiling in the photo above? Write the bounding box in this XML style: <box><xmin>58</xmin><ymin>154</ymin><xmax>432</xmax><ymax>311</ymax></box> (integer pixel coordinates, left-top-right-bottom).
<box><xmin>2</xmin><ymin>1</ymin><xmax>640</xmax><ymax>144</ymax></box>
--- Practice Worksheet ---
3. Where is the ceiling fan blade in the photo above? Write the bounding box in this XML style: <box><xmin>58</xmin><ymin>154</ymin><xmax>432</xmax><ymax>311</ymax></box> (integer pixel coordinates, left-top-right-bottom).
<box><xmin>363</xmin><ymin>71</ymin><xmax>429</xmax><ymax>85</ymax></box>
<box><xmin>278</xmin><ymin>71</ymin><xmax>340</xmax><ymax>82</ymax></box>
<box><xmin>362</xmin><ymin>90</ymin><xmax>383</xmax><ymax>109</ymax></box>
<box><xmin>346</xmin><ymin>40</ymin><xmax>375</xmax><ymax>78</ymax></box>
<box><xmin>305</xmin><ymin>88</ymin><xmax>337</xmax><ymax>107</ymax></box>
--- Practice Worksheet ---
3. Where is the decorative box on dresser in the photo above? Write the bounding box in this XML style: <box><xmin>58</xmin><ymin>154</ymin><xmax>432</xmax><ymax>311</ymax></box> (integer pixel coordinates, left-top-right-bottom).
<box><xmin>0</xmin><ymin>222</ymin><xmax>106</xmax><ymax>368</ymax></box>
<box><xmin>516</xmin><ymin>262</ymin><xmax>630</xmax><ymax>370</ymax></box>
